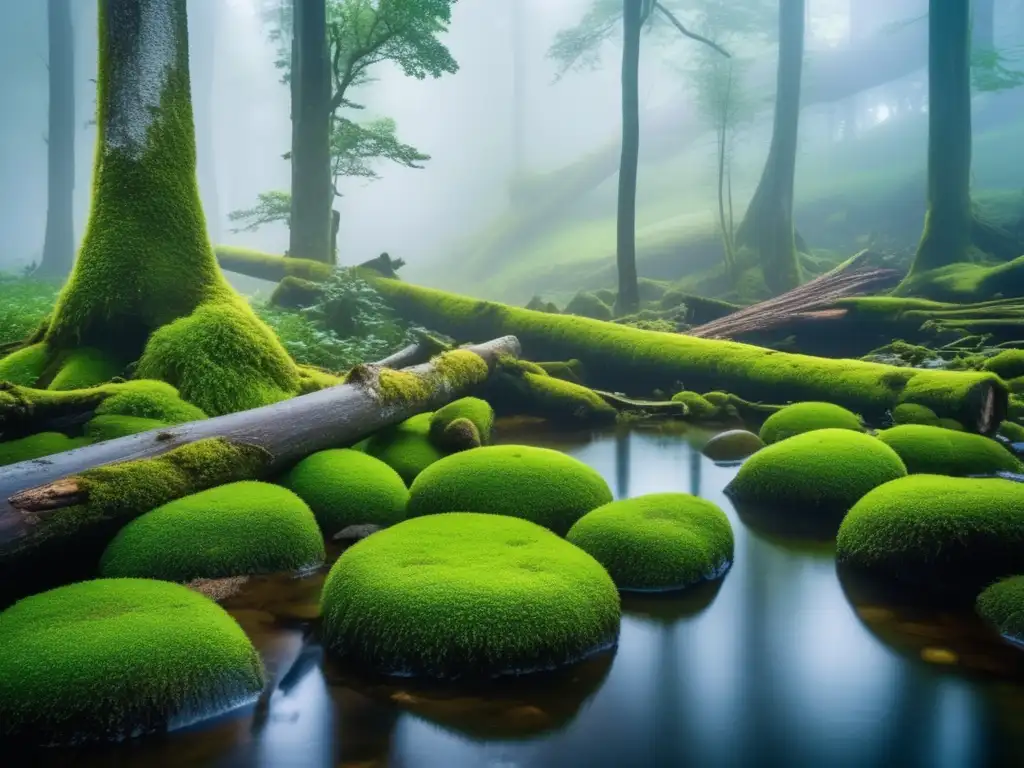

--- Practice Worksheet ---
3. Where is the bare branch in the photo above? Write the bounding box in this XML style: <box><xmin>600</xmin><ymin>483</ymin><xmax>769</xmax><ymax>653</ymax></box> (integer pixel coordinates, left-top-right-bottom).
<box><xmin>654</xmin><ymin>2</ymin><xmax>730</xmax><ymax>58</ymax></box>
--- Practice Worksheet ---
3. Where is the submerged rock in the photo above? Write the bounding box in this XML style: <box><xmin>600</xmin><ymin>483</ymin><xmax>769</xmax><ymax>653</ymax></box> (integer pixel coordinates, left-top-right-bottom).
<box><xmin>701</xmin><ymin>429</ymin><xmax>764</xmax><ymax>462</ymax></box>
<box><xmin>333</xmin><ymin>523</ymin><xmax>383</xmax><ymax>543</ymax></box>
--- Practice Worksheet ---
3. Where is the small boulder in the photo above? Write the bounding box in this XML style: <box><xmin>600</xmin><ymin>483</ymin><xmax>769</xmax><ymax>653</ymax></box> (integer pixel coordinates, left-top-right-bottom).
<box><xmin>702</xmin><ymin>429</ymin><xmax>764</xmax><ymax>462</ymax></box>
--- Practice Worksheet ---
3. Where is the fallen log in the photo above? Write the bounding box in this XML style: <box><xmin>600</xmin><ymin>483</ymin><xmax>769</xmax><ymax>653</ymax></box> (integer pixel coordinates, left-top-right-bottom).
<box><xmin>367</xmin><ymin>279</ymin><xmax>1007</xmax><ymax>435</ymax></box>
<box><xmin>0</xmin><ymin>337</ymin><xmax>520</xmax><ymax>600</ymax></box>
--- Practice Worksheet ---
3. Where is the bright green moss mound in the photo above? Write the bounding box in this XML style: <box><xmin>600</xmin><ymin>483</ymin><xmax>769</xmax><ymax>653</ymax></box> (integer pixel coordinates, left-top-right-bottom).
<box><xmin>836</xmin><ymin>475</ymin><xmax>1024</xmax><ymax>593</ymax></box>
<box><xmin>363</xmin><ymin>412</ymin><xmax>445</xmax><ymax>485</ymax></box>
<box><xmin>758</xmin><ymin>402</ymin><xmax>864</xmax><ymax>444</ymax></box>
<box><xmin>0</xmin><ymin>432</ymin><xmax>91</xmax><ymax>467</ymax></box>
<box><xmin>100</xmin><ymin>481</ymin><xmax>325</xmax><ymax>582</ymax></box>
<box><xmin>999</xmin><ymin>420</ymin><xmax>1024</xmax><ymax>442</ymax></box>
<box><xmin>984</xmin><ymin>350</ymin><xmax>1024</xmax><ymax>381</ymax></box>
<box><xmin>96</xmin><ymin>379</ymin><xmax>207</xmax><ymax>423</ymax></box>
<box><xmin>0</xmin><ymin>343</ymin><xmax>50</xmax><ymax>386</ymax></box>
<box><xmin>564</xmin><ymin>291</ymin><xmax>613</xmax><ymax>321</ymax></box>
<box><xmin>282</xmin><ymin>449</ymin><xmax>408</xmax><ymax>534</ymax></box>
<box><xmin>976</xmin><ymin>576</ymin><xmax>1024</xmax><ymax>644</ymax></box>
<box><xmin>136</xmin><ymin>302</ymin><xmax>300</xmax><ymax>416</ymax></box>
<box><xmin>891</xmin><ymin>403</ymin><xmax>940</xmax><ymax>426</ymax></box>
<box><xmin>726</xmin><ymin>429</ymin><xmax>907</xmax><ymax>515</ymax></box>
<box><xmin>429</xmin><ymin>397</ymin><xmax>494</xmax><ymax>447</ymax></box>
<box><xmin>48</xmin><ymin>347</ymin><xmax>122</xmax><ymax>391</ymax></box>
<box><xmin>320</xmin><ymin>513</ymin><xmax>620</xmax><ymax>678</ymax></box>
<box><xmin>407</xmin><ymin>445</ymin><xmax>613</xmax><ymax>535</ymax></box>
<box><xmin>566</xmin><ymin>493</ymin><xmax>734</xmax><ymax>592</ymax></box>
<box><xmin>671</xmin><ymin>391</ymin><xmax>719</xmax><ymax>419</ymax></box>
<box><xmin>84</xmin><ymin>415</ymin><xmax>168</xmax><ymax>442</ymax></box>
<box><xmin>876</xmin><ymin>424</ymin><xmax>1023</xmax><ymax>476</ymax></box>
<box><xmin>0</xmin><ymin>579</ymin><xmax>264</xmax><ymax>744</ymax></box>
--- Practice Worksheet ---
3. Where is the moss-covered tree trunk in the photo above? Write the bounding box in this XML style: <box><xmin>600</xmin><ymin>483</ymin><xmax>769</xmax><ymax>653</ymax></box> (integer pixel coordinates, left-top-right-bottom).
<box><xmin>38</xmin><ymin>0</ymin><xmax>76</xmax><ymax>281</ymax></box>
<box><xmin>733</xmin><ymin>0</ymin><xmax>805</xmax><ymax>295</ymax></box>
<box><xmin>615</xmin><ymin>0</ymin><xmax>644</xmax><ymax>317</ymax></box>
<box><xmin>288</xmin><ymin>0</ymin><xmax>334</xmax><ymax>264</ymax></box>
<box><xmin>904</xmin><ymin>0</ymin><xmax>973</xmax><ymax>278</ymax></box>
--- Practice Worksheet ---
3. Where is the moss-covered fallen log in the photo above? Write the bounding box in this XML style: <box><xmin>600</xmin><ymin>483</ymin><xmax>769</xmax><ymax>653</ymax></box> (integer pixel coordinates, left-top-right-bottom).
<box><xmin>0</xmin><ymin>337</ymin><xmax>520</xmax><ymax>602</ymax></box>
<box><xmin>368</xmin><ymin>279</ymin><xmax>1007</xmax><ymax>434</ymax></box>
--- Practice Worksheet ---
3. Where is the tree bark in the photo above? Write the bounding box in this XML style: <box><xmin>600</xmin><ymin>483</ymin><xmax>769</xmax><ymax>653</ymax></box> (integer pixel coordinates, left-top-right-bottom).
<box><xmin>615</xmin><ymin>0</ymin><xmax>643</xmax><ymax>316</ymax></box>
<box><xmin>0</xmin><ymin>337</ymin><xmax>520</xmax><ymax>596</ymax></box>
<box><xmin>288</xmin><ymin>0</ymin><xmax>334</xmax><ymax>263</ymax></box>
<box><xmin>904</xmin><ymin>0</ymin><xmax>973</xmax><ymax>277</ymax></box>
<box><xmin>735</xmin><ymin>0</ymin><xmax>805</xmax><ymax>294</ymax></box>
<box><xmin>37</xmin><ymin>0</ymin><xmax>76</xmax><ymax>281</ymax></box>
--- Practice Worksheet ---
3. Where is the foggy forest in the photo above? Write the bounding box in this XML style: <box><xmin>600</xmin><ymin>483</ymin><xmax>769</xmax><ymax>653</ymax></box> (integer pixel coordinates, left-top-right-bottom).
<box><xmin>2</xmin><ymin>1</ymin><xmax>1024</xmax><ymax>766</ymax></box>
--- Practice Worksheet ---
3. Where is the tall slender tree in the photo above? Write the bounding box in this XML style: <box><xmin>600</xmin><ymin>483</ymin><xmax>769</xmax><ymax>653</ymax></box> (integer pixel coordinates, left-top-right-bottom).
<box><xmin>734</xmin><ymin>0</ymin><xmax>805</xmax><ymax>295</ymax></box>
<box><xmin>290</xmin><ymin>0</ymin><xmax>334</xmax><ymax>264</ymax></box>
<box><xmin>38</xmin><ymin>0</ymin><xmax>76</xmax><ymax>280</ymax></box>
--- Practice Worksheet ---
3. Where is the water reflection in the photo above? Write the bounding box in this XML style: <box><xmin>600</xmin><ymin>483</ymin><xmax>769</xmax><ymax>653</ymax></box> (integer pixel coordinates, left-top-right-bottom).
<box><xmin>10</xmin><ymin>425</ymin><xmax>1024</xmax><ymax>767</ymax></box>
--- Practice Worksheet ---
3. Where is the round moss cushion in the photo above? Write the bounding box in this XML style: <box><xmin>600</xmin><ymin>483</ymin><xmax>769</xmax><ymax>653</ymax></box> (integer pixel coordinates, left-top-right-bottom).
<box><xmin>702</xmin><ymin>429</ymin><xmax>764</xmax><ymax>462</ymax></box>
<box><xmin>758</xmin><ymin>402</ymin><xmax>864</xmax><ymax>444</ymax></box>
<box><xmin>726</xmin><ymin>429</ymin><xmax>907</xmax><ymax>515</ymax></box>
<box><xmin>320</xmin><ymin>513</ymin><xmax>620</xmax><ymax>678</ymax></box>
<box><xmin>0</xmin><ymin>579</ymin><xmax>264</xmax><ymax>744</ymax></box>
<box><xmin>891</xmin><ymin>403</ymin><xmax>940</xmax><ymax>427</ymax></box>
<box><xmin>363</xmin><ymin>412</ymin><xmax>445</xmax><ymax>485</ymax></box>
<box><xmin>566</xmin><ymin>493</ymin><xmax>734</xmax><ymax>592</ymax></box>
<box><xmin>407</xmin><ymin>445</ymin><xmax>613</xmax><ymax>535</ymax></box>
<box><xmin>837</xmin><ymin>475</ymin><xmax>1024</xmax><ymax>594</ymax></box>
<box><xmin>100</xmin><ymin>481</ymin><xmax>325</xmax><ymax>582</ymax></box>
<box><xmin>281</xmin><ymin>448</ymin><xmax>408</xmax><ymax>534</ymax></box>
<box><xmin>875</xmin><ymin>424</ymin><xmax>1022</xmax><ymax>476</ymax></box>
<box><xmin>429</xmin><ymin>396</ymin><xmax>494</xmax><ymax>447</ymax></box>
<box><xmin>976</xmin><ymin>576</ymin><xmax>1024</xmax><ymax>644</ymax></box>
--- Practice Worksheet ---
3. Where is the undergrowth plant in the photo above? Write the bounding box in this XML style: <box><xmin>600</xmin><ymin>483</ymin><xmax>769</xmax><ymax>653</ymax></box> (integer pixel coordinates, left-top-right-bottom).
<box><xmin>0</xmin><ymin>274</ymin><xmax>59</xmax><ymax>346</ymax></box>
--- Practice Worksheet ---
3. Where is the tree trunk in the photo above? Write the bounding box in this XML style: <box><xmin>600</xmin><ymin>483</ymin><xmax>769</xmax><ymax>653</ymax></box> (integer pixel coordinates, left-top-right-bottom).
<box><xmin>972</xmin><ymin>0</ymin><xmax>994</xmax><ymax>50</ymax></box>
<box><xmin>37</xmin><ymin>0</ymin><xmax>76</xmax><ymax>281</ymax></box>
<box><xmin>0</xmin><ymin>337</ymin><xmax>520</xmax><ymax>602</ymax></box>
<box><xmin>288</xmin><ymin>0</ymin><xmax>333</xmax><ymax>264</ymax></box>
<box><xmin>735</xmin><ymin>0</ymin><xmax>805</xmax><ymax>294</ymax></box>
<box><xmin>904</xmin><ymin>0</ymin><xmax>973</xmax><ymax>277</ymax></box>
<box><xmin>615</xmin><ymin>0</ymin><xmax>643</xmax><ymax>316</ymax></box>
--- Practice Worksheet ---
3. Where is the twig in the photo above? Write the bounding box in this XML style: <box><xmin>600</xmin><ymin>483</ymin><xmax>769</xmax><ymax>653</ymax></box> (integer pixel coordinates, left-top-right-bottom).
<box><xmin>654</xmin><ymin>3</ymin><xmax>731</xmax><ymax>58</ymax></box>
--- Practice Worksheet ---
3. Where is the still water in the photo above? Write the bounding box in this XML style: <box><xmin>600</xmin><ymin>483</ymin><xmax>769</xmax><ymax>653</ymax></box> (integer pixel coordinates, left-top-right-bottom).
<box><xmin>20</xmin><ymin>423</ymin><xmax>1024</xmax><ymax>767</ymax></box>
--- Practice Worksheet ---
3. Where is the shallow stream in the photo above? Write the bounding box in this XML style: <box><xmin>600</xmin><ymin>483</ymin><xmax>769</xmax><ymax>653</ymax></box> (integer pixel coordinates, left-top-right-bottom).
<box><xmin>22</xmin><ymin>422</ymin><xmax>1024</xmax><ymax>767</ymax></box>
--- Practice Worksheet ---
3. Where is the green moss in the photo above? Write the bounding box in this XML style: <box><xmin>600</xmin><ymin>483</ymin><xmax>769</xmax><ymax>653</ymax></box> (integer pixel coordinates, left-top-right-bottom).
<box><xmin>429</xmin><ymin>397</ymin><xmax>494</xmax><ymax>447</ymax></box>
<box><xmin>436</xmin><ymin>417</ymin><xmax>482</xmax><ymax>451</ymax></box>
<box><xmin>372</xmin><ymin>349</ymin><xmax>489</xmax><ymax>407</ymax></box>
<box><xmin>95</xmin><ymin>380</ymin><xmax>207</xmax><ymax>423</ymax></box>
<box><xmin>296</xmin><ymin>364</ymin><xmax>344</xmax><ymax>393</ymax></box>
<box><xmin>99</xmin><ymin>481</ymin><xmax>323</xmax><ymax>582</ymax></box>
<box><xmin>0</xmin><ymin>432</ymin><xmax>91</xmax><ymax>467</ymax></box>
<box><xmin>48</xmin><ymin>347</ymin><xmax>122</xmax><ymax>391</ymax></box>
<box><xmin>84</xmin><ymin>415</ymin><xmax>169</xmax><ymax>442</ymax></box>
<box><xmin>936</xmin><ymin>417</ymin><xmax>965</xmax><ymax>431</ymax></box>
<box><xmin>136</xmin><ymin>301</ymin><xmax>300</xmax><ymax>417</ymax></box>
<box><xmin>0</xmin><ymin>578</ymin><xmax>263</xmax><ymax>744</ymax></box>
<box><xmin>726</xmin><ymin>429</ymin><xmax>907</xmax><ymax>516</ymax></box>
<box><xmin>837</xmin><ymin>475</ymin><xmax>1024</xmax><ymax>594</ymax></box>
<box><xmin>984</xmin><ymin>349</ymin><xmax>1024</xmax><ymax>380</ymax></box>
<box><xmin>537</xmin><ymin>359</ymin><xmax>585</xmax><ymax>383</ymax></box>
<box><xmin>758</xmin><ymin>402</ymin><xmax>864</xmax><ymax>444</ymax></box>
<box><xmin>0</xmin><ymin>343</ymin><xmax>51</xmax><ymax>386</ymax></box>
<box><xmin>1007</xmin><ymin>376</ymin><xmax>1024</xmax><ymax>395</ymax></box>
<box><xmin>566</xmin><ymin>493</ymin><xmax>734</xmax><ymax>592</ymax></box>
<box><xmin>281</xmin><ymin>449</ymin><xmax>408</xmax><ymax>534</ymax></box>
<box><xmin>875</xmin><ymin>424</ymin><xmax>1022</xmax><ymax>476</ymax></box>
<box><xmin>894</xmin><ymin>257</ymin><xmax>1024</xmax><ymax>303</ymax></box>
<box><xmin>565</xmin><ymin>292</ymin><xmax>613</xmax><ymax>321</ymax></box>
<box><xmin>215</xmin><ymin>245</ymin><xmax>334</xmax><ymax>283</ymax></box>
<box><xmin>976</xmin><ymin>576</ymin><xmax>1024</xmax><ymax>644</ymax></box>
<box><xmin>999</xmin><ymin>420</ymin><xmax>1024</xmax><ymax>442</ymax></box>
<box><xmin>671</xmin><ymin>391</ymin><xmax>719</xmax><ymax>419</ymax></box>
<box><xmin>407</xmin><ymin>445</ymin><xmax>613</xmax><ymax>535</ymax></box>
<box><xmin>891</xmin><ymin>403</ymin><xmax>940</xmax><ymax>426</ymax></box>
<box><xmin>492</xmin><ymin>371</ymin><xmax>617</xmax><ymax>427</ymax></box>
<box><xmin>320</xmin><ymin>513</ymin><xmax>620</xmax><ymax>678</ymax></box>
<box><xmin>370</xmin><ymin>279</ymin><xmax>1007</xmax><ymax>431</ymax></box>
<box><xmin>593</xmin><ymin>288</ymin><xmax>617</xmax><ymax>305</ymax></box>
<box><xmin>363</xmin><ymin>412</ymin><xmax>446</xmax><ymax>485</ymax></box>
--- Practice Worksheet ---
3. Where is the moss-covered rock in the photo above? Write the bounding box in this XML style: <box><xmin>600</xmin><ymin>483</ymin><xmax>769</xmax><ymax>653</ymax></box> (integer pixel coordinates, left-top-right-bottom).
<box><xmin>891</xmin><ymin>403</ymin><xmax>940</xmax><ymax>426</ymax></box>
<box><xmin>489</xmin><ymin>370</ymin><xmax>617</xmax><ymax>427</ymax></box>
<box><xmin>0</xmin><ymin>432</ymin><xmax>91</xmax><ymax>467</ymax></box>
<box><xmin>566</xmin><ymin>493</ymin><xmax>734</xmax><ymax>592</ymax></box>
<box><xmin>99</xmin><ymin>481</ymin><xmax>325</xmax><ymax>582</ymax></box>
<box><xmin>320</xmin><ymin>513</ymin><xmax>620</xmax><ymax>678</ymax></box>
<box><xmin>701</xmin><ymin>429</ymin><xmax>765</xmax><ymax>462</ymax></box>
<box><xmin>407</xmin><ymin>445</ymin><xmax>613</xmax><ymax>535</ymax></box>
<box><xmin>536</xmin><ymin>359</ymin><xmax>585</xmax><ymax>383</ymax></box>
<box><xmin>671</xmin><ymin>391</ymin><xmax>719</xmax><ymax>419</ymax></box>
<box><xmin>281</xmin><ymin>449</ymin><xmax>408</xmax><ymax>534</ymax></box>
<box><xmin>0</xmin><ymin>342</ymin><xmax>50</xmax><ymax>386</ymax></box>
<box><xmin>95</xmin><ymin>380</ymin><xmax>207</xmax><ymax>423</ymax></box>
<box><xmin>429</xmin><ymin>397</ymin><xmax>494</xmax><ymax>448</ymax></box>
<box><xmin>0</xmin><ymin>579</ymin><xmax>263</xmax><ymax>744</ymax></box>
<box><xmin>936</xmin><ymin>417</ymin><xmax>965</xmax><ymax>431</ymax></box>
<box><xmin>976</xmin><ymin>576</ymin><xmax>1024</xmax><ymax>644</ymax></box>
<box><xmin>436</xmin><ymin>417</ymin><xmax>482</xmax><ymax>452</ymax></box>
<box><xmin>875</xmin><ymin>424</ymin><xmax>1023</xmax><ymax>476</ymax></box>
<box><xmin>984</xmin><ymin>349</ymin><xmax>1024</xmax><ymax>380</ymax></box>
<box><xmin>726</xmin><ymin>429</ymin><xmax>907</xmax><ymax>516</ymax></box>
<box><xmin>363</xmin><ymin>412</ymin><xmax>445</xmax><ymax>485</ymax></box>
<box><xmin>999</xmin><ymin>420</ymin><xmax>1024</xmax><ymax>442</ymax></box>
<box><xmin>48</xmin><ymin>347</ymin><xmax>122</xmax><ymax>391</ymax></box>
<box><xmin>84</xmin><ymin>415</ymin><xmax>168</xmax><ymax>442</ymax></box>
<box><xmin>837</xmin><ymin>475</ymin><xmax>1024</xmax><ymax>594</ymax></box>
<box><xmin>564</xmin><ymin>291</ymin><xmax>613</xmax><ymax>321</ymax></box>
<box><xmin>758</xmin><ymin>402</ymin><xmax>864</xmax><ymax>444</ymax></box>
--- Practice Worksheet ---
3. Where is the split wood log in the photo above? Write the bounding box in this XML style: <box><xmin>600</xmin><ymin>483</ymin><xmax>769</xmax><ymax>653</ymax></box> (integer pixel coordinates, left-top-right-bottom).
<box><xmin>0</xmin><ymin>336</ymin><xmax>520</xmax><ymax>595</ymax></box>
